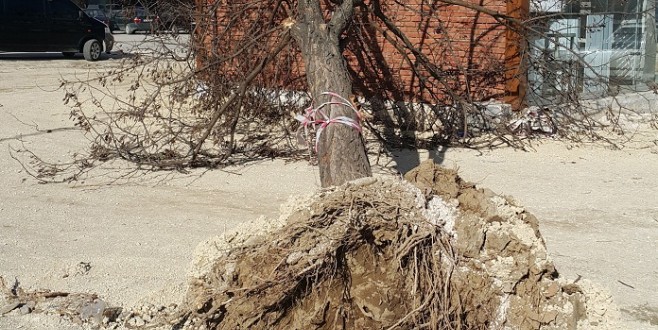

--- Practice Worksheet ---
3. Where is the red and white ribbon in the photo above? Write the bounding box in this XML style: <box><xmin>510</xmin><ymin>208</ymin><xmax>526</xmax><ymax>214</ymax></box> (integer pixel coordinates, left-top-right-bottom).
<box><xmin>295</xmin><ymin>92</ymin><xmax>362</xmax><ymax>151</ymax></box>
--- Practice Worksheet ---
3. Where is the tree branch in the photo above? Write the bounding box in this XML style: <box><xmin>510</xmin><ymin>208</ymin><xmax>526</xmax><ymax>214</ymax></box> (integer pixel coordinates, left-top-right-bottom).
<box><xmin>296</xmin><ymin>0</ymin><xmax>323</xmax><ymax>24</ymax></box>
<box><xmin>329</xmin><ymin>0</ymin><xmax>356</xmax><ymax>36</ymax></box>
<box><xmin>191</xmin><ymin>32</ymin><xmax>293</xmax><ymax>160</ymax></box>
<box><xmin>439</xmin><ymin>0</ymin><xmax>523</xmax><ymax>26</ymax></box>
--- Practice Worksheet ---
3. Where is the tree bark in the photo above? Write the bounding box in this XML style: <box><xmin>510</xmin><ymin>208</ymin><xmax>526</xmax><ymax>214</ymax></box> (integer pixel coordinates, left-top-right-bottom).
<box><xmin>290</xmin><ymin>0</ymin><xmax>371</xmax><ymax>187</ymax></box>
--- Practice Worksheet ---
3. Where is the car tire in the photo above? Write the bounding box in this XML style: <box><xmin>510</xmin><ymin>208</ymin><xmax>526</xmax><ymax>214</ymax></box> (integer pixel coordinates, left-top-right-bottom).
<box><xmin>170</xmin><ymin>25</ymin><xmax>179</xmax><ymax>35</ymax></box>
<box><xmin>62</xmin><ymin>52</ymin><xmax>76</xmax><ymax>58</ymax></box>
<box><xmin>126</xmin><ymin>26</ymin><xmax>134</xmax><ymax>34</ymax></box>
<box><xmin>83</xmin><ymin>39</ymin><xmax>102</xmax><ymax>61</ymax></box>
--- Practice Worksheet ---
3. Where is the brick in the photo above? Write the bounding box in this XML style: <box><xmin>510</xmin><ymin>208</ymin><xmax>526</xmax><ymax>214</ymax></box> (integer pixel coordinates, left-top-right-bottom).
<box><xmin>198</xmin><ymin>0</ymin><xmax>512</xmax><ymax>101</ymax></box>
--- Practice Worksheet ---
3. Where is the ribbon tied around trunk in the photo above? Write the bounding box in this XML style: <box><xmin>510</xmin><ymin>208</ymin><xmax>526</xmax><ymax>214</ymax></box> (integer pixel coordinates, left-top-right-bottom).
<box><xmin>294</xmin><ymin>92</ymin><xmax>363</xmax><ymax>152</ymax></box>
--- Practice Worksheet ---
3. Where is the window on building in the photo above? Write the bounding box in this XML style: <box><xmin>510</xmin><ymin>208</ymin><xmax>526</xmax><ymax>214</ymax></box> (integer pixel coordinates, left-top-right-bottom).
<box><xmin>527</xmin><ymin>0</ymin><xmax>656</xmax><ymax>103</ymax></box>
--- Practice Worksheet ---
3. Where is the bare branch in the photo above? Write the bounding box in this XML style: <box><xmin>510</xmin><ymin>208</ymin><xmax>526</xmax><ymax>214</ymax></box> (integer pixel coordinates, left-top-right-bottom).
<box><xmin>192</xmin><ymin>32</ymin><xmax>293</xmax><ymax>159</ymax></box>
<box><xmin>329</xmin><ymin>0</ymin><xmax>356</xmax><ymax>35</ymax></box>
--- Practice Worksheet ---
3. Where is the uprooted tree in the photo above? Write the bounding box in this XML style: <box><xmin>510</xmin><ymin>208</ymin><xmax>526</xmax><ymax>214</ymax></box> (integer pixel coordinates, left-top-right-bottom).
<box><xmin>190</xmin><ymin>0</ymin><xmax>528</xmax><ymax>187</ymax></box>
<box><xmin>288</xmin><ymin>0</ymin><xmax>371</xmax><ymax>186</ymax></box>
<box><xmin>20</xmin><ymin>0</ymin><xmax>657</xmax><ymax>185</ymax></box>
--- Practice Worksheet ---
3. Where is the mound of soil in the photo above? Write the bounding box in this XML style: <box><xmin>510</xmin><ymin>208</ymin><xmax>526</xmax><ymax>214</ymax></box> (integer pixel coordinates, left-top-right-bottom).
<box><xmin>182</xmin><ymin>160</ymin><xmax>619</xmax><ymax>329</ymax></box>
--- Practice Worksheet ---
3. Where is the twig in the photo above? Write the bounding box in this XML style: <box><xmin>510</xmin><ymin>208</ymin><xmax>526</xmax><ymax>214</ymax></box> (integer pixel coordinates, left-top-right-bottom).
<box><xmin>192</xmin><ymin>32</ymin><xmax>292</xmax><ymax>159</ymax></box>
<box><xmin>617</xmin><ymin>280</ymin><xmax>635</xmax><ymax>289</ymax></box>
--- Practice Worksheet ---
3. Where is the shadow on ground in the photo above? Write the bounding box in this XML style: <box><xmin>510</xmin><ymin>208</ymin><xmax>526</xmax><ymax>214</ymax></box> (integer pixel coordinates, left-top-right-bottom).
<box><xmin>0</xmin><ymin>51</ymin><xmax>133</xmax><ymax>61</ymax></box>
<box><xmin>387</xmin><ymin>146</ymin><xmax>448</xmax><ymax>174</ymax></box>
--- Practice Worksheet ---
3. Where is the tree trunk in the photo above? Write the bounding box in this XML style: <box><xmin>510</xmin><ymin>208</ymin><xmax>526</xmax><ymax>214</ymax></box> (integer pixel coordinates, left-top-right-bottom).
<box><xmin>290</xmin><ymin>0</ymin><xmax>371</xmax><ymax>187</ymax></box>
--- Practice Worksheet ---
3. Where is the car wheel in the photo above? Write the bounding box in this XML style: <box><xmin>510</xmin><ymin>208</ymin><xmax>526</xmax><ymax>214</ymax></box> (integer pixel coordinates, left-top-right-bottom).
<box><xmin>83</xmin><ymin>39</ymin><xmax>102</xmax><ymax>61</ymax></box>
<box><xmin>171</xmin><ymin>25</ymin><xmax>179</xmax><ymax>35</ymax></box>
<box><xmin>62</xmin><ymin>52</ymin><xmax>76</xmax><ymax>58</ymax></box>
<box><xmin>126</xmin><ymin>25</ymin><xmax>134</xmax><ymax>34</ymax></box>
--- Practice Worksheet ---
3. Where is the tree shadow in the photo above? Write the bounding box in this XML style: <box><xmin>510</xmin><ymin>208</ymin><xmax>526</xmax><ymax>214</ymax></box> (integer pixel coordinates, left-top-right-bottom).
<box><xmin>344</xmin><ymin>2</ymin><xmax>509</xmax><ymax>175</ymax></box>
<box><xmin>386</xmin><ymin>145</ymin><xmax>448</xmax><ymax>175</ymax></box>
<box><xmin>0</xmin><ymin>51</ymin><xmax>133</xmax><ymax>61</ymax></box>
<box><xmin>0</xmin><ymin>127</ymin><xmax>79</xmax><ymax>143</ymax></box>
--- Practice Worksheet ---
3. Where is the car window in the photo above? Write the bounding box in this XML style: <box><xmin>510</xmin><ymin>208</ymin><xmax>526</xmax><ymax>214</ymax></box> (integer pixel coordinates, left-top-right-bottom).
<box><xmin>85</xmin><ymin>9</ymin><xmax>104</xmax><ymax>17</ymax></box>
<box><xmin>4</xmin><ymin>1</ymin><xmax>46</xmax><ymax>19</ymax></box>
<box><xmin>135</xmin><ymin>7</ymin><xmax>149</xmax><ymax>17</ymax></box>
<box><xmin>49</xmin><ymin>0</ymin><xmax>80</xmax><ymax>20</ymax></box>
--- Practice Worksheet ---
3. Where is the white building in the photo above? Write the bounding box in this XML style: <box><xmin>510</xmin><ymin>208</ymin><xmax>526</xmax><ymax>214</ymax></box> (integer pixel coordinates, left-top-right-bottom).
<box><xmin>527</xmin><ymin>0</ymin><xmax>657</xmax><ymax>104</ymax></box>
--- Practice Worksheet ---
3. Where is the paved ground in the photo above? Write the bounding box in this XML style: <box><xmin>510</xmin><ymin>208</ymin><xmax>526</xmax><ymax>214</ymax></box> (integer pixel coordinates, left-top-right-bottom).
<box><xmin>0</xmin><ymin>34</ymin><xmax>657</xmax><ymax>329</ymax></box>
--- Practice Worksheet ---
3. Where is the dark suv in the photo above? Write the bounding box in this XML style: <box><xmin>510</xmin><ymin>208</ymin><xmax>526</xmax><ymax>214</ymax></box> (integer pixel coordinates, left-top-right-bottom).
<box><xmin>0</xmin><ymin>0</ymin><xmax>108</xmax><ymax>61</ymax></box>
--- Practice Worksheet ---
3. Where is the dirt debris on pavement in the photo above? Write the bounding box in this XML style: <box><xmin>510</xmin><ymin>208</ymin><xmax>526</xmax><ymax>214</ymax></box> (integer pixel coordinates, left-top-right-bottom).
<box><xmin>175</xmin><ymin>160</ymin><xmax>620</xmax><ymax>329</ymax></box>
<box><xmin>0</xmin><ymin>276</ymin><xmax>121</xmax><ymax>326</ymax></box>
<box><xmin>0</xmin><ymin>275</ymin><xmax>180</xmax><ymax>329</ymax></box>
<box><xmin>0</xmin><ymin>160</ymin><xmax>621</xmax><ymax>329</ymax></box>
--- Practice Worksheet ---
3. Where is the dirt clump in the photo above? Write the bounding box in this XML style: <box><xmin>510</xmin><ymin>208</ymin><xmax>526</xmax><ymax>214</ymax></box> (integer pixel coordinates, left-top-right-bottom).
<box><xmin>181</xmin><ymin>160</ymin><xmax>619</xmax><ymax>329</ymax></box>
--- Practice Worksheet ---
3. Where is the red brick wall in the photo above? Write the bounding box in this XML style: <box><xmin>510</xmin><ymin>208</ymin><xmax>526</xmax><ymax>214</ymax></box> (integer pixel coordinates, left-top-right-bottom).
<box><xmin>345</xmin><ymin>0</ymin><xmax>511</xmax><ymax>103</ymax></box>
<box><xmin>195</xmin><ymin>0</ymin><xmax>522</xmax><ymax>105</ymax></box>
